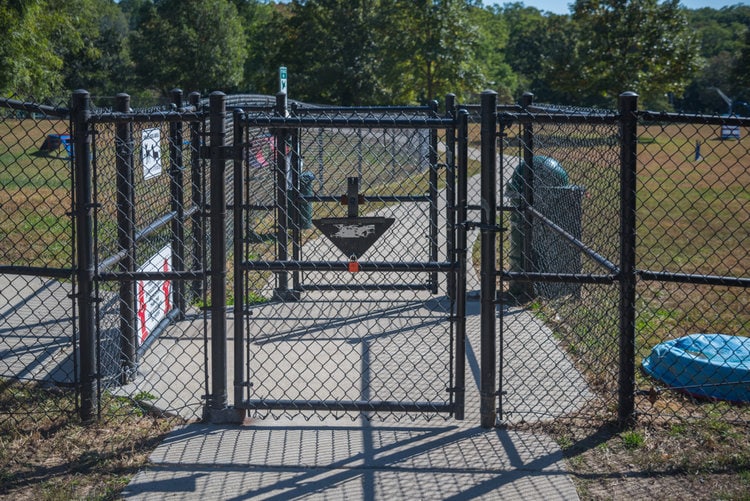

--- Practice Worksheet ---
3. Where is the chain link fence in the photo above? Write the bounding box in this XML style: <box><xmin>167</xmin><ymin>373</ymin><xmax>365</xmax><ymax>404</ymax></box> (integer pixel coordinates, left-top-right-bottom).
<box><xmin>1</xmin><ymin>90</ymin><xmax>748</xmax><ymax>431</ymax></box>
<box><xmin>0</xmin><ymin>96</ymin><xmax>78</xmax><ymax>422</ymax></box>
<box><xmin>482</xmin><ymin>92</ymin><xmax>749</xmax><ymax>428</ymax></box>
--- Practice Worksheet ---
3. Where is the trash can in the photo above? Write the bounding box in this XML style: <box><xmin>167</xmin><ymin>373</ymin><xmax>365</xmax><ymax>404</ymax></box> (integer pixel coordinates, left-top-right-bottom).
<box><xmin>506</xmin><ymin>156</ymin><xmax>584</xmax><ymax>300</ymax></box>
<box><xmin>289</xmin><ymin>171</ymin><xmax>315</xmax><ymax>230</ymax></box>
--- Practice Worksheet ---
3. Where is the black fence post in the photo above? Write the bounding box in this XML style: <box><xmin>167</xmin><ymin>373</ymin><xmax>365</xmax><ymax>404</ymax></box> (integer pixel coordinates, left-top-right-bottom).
<box><xmin>445</xmin><ymin>94</ymin><xmax>456</xmax><ymax>301</ymax></box>
<box><xmin>618</xmin><ymin>92</ymin><xmax>639</xmax><ymax>428</ymax></box>
<box><xmin>480</xmin><ymin>90</ymin><xmax>498</xmax><ymax>429</ymax></box>
<box><xmin>115</xmin><ymin>93</ymin><xmax>136</xmax><ymax>384</ymax></box>
<box><xmin>72</xmin><ymin>89</ymin><xmax>97</xmax><ymax>422</ymax></box>
<box><xmin>170</xmin><ymin>89</ymin><xmax>186</xmax><ymax>318</ymax></box>
<box><xmin>205</xmin><ymin>91</ymin><xmax>242</xmax><ymax>423</ymax></box>
<box><xmin>289</xmin><ymin>106</ymin><xmax>302</xmax><ymax>291</ymax></box>
<box><xmin>232</xmin><ymin>108</ymin><xmax>246</xmax><ymax>409</ymax></box>
<box><xmin>188</xmin><ymin>91</ymin><xmax>203</xmax><ymax>300</ymax></box>
<box><xmin>273</xmin><ymin>92</ymin><xmax>291</xmax><ymax>300</ymax></box>
<box><xmin>429</xmin><ymin>100</ymin><xmax>439</xmax><ymax>294</ymax></box>
<box><xmin>454</xmin><ymin>107</ymin><xmax>469</xmax><ymax>420</ymax></box>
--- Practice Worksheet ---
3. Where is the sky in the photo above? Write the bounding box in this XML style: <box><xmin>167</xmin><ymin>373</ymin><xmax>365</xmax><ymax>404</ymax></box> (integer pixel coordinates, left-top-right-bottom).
<box><xmin>495</xmin><ymin>0</ymin><xmax>750</xmax><ymax>15</ymax></box>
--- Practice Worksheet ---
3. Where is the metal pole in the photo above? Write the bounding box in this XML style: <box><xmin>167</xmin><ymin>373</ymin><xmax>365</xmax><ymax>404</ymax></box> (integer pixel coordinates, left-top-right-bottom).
<box><xmin>115</xmin><ymin>93</ymin><xmax>136</xmax><ymax>384</ymax></box>
<box><xmin>618</xmin><ymin>91</ymin><xmax>639</xmax><ymax>428</ymax></box>
<box><xmin>429</xmin><ymin>100</ymin><xmax>439</xmax><ymax>294</ymax></box>
<box><xmin>290</xmin><ymin>121</ymin><xmax>301</xmax><ymax>291</ymax></box>
<box><xmin>72</xmin><ymin>89</ymin><xmax>97</xmax><ymax>422</ymax></box>
<box><xmin>233</xmin><ymin>108</ymin><xmax>246</xmax><ymax>409</ymax></box>
<box><xmin>169</xmin><ymin>89</ymin><xmax>186</xmax><ymax>318</ymax></box>
<box><xmin>207</xmin><ymin>91</ymin><xmax>229</xmax><ymax>420</ymax></box>
<box><xmin>188</xmin><ymin>92</ymin><xmax>203</xmax><ymax>300</ymax></box>
<box><xmin>454</xmin><ymin>108</ymin><xmax>469</xmax><ymax>420</ymax></box>
<box><xmin>273</xmin><ymin>92</ymin><xmax>290</xmax><ymax>299</ymax></box>
<box><xmin>479</xmin><ymin>90</ymin><xmax>498</xmax><ymax>429</ymax></box>
<box><xmin>445</xmin><ymin>94</ymin><xmax>456</xmax><ymax>301</ymax></box>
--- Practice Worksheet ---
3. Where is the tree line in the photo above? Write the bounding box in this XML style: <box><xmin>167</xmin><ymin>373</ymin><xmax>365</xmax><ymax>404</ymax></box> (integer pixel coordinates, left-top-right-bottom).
<box><xmin>1</xmin><ymin>0</ymin><xmax>748</xmax><ymax>112</ymax></box>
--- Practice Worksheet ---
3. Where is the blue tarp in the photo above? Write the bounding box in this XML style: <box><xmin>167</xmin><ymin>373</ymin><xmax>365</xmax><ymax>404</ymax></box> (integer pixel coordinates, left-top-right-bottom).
<box><xmin>642</xmin><ymin>334</ymin><xmax>750</xmax><ymax>403</ymax></box>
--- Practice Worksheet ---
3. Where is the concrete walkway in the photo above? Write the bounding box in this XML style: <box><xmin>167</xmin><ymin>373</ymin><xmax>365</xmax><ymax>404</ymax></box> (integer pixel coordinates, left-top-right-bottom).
<box><xmin>122</xmin><ymin>296</ymin><xmax>583</xmax><ymax>500</ymax></box>
<box><xmin>121</xmin><ymin>169</ymin><xmax>587</xmax><ymax>500</ymax></box>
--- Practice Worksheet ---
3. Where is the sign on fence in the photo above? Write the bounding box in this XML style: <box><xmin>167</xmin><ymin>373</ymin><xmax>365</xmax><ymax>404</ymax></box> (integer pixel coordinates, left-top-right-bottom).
<box><xmin>142</xmin><ymin>128</ymin><xmax>162</xmax><ymax>180</ymax></box>
<box><xmin>136</xmin><ymin>245</ymin><xmax>172</xmax><ymax>345</ymax></box>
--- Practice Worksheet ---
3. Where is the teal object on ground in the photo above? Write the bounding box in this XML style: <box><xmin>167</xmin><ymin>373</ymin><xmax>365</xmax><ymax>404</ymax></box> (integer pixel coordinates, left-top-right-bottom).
<box><xmin>507</xmin><ymin>155</ymin><xmax>569</xmax><ymax>194</ymax></box>
<box><xmin>641</xmin><ymin>333</ymin><xmax>750</xmax><ymax>403</ymax></box>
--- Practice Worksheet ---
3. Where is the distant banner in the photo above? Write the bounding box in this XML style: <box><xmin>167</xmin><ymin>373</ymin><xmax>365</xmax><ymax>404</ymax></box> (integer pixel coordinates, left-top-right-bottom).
<box><xmin>247</xmin><ymin>134</ymin><xmax>274</xmax><ymax>169</ymax></box>
<box><xmin>136</xmin><ymin>245</ymin><xmax>172</xmax><ymax>345</ymax></box>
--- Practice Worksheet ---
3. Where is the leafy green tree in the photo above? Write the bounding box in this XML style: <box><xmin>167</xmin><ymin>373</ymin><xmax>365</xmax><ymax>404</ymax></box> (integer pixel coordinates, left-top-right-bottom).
<box><xmin>52</xmin><ymin>0</ymin><xmax>133</xmax><ymax>97</ymax></box>
<box><xmin>469</xmin><ymin>4</ymin><xmax>516</xmax><ymax>103</ymax></box>
<box><xmin>0</xmin><ymin>0</ymin><xmax>66</xmax><ymax>98</ymax></box>
<box><xmin>681</xmin><ymin>6</ymin><xmax>750</xmax><ymax>112</ymax></box>
<box><xmin>569</xmin><ymin>0</ymin><xmax>699</xmax><ymax>109</ymax></box>
<box><xmin>230</xmin><ymin>0</ymin><xmax>277</xmax><ymax>94</ymax></box>
<box><xmin>380</xmin><ymin>0</ymin><xmax>484</xmax><ymax>104</ymax></box>
<box><xmin>276</xmin><ymin>0</ymin><xmax>384</xmax><ymax>105</ymax></box>
<box><xmin>502</xmin><ymin>4</ymin><xmax>580</xmax><ymax>104</ymax></box>
<box><xmin>131</xmin><ymin>0</ymin><xmax>247</xmax><ymax>95</ymax></box>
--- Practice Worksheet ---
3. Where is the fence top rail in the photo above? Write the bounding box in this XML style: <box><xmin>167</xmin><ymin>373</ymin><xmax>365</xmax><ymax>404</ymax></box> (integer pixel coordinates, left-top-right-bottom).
<box><xmin>0</xmin><ymin>97</ymin><xmax>69</xmax><ymax>118</ymax></box>
<box><xmin>639</xmin><ymin>110</ymin><xmax>750</xmax><ymax>126</ymax></box>
<box><xmin>292</xmin><ymin>104</ymin><xmax>436</xmax><ymax>115</ymax></box>
<box><xmin>89</xmin><ymin>109</ymin><xmax>204</xmax><ymax>124</ymax></box>
<box><xmin>496</xmin><ymin>111</ymin><xmax>619</xmax><ymax>126</ymax></box>
<box><xmin>239</xmin><ymin>114</ymin><xmax>456</xmax><ymax>130</ymax></box>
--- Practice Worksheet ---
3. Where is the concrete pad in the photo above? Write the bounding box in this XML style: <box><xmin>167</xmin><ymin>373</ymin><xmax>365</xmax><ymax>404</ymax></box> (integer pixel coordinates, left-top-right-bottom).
<box><xmin>123</xmin><ymin>419</ymin><xmax>579</xmax><ymax>500</ymax></box>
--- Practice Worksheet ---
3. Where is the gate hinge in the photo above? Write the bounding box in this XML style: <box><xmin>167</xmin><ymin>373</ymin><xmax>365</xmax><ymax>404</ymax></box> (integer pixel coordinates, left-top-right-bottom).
<box><xmin>200</xmin><ymin>145</ymin><xmax>242</xmax><ymax>161</ymax></box>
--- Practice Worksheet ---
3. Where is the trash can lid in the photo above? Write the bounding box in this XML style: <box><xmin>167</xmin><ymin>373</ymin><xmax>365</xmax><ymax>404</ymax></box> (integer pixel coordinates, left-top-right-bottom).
<box><xmin>508</xmin><ymin>155</ymin><xmax>569</xmax><ymax>193</ymax></box>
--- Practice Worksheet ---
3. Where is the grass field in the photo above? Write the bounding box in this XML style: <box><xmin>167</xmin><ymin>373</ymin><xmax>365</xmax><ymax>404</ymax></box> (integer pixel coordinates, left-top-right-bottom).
<box><xmin>0</xmin><ymin>118</ymin><xmax>72</xmax><ymax>269</ymax></box>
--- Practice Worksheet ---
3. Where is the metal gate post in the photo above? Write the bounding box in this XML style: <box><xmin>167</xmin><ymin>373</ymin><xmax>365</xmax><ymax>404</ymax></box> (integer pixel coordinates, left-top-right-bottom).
<box><xmin>618</xmin><ymin>92</ymin><xmax>639</xmax><ymax>428</ymax></box>
<box><xmin>445</xmin><ymin>94</ymin><xmax>456</xmax><ymax>301</ymax></box>
<box><xmin>72</xmin><ymin>89</ymin><xmax>97</xmax><ymax>422</ymax></box>
<box><xmin>289</xmin><ymin>113</ymin><xmax>302</xmax><ymax>291</ymax></box>
<box><xmin>206</xmin><ymin>91</ymin><xmax>243</xmax><ymax>423</ymax></box>
<box><xmin>169</xmin><ymin>89</ymin><xmax>186</xmax><ymax>318</ymax></box>
<box><xmin>232</xmin><ymin>108</ymin><xmax>247</xmax><ymax>409</ymax></box>
<box><xmin>429</xmin><ymin>100</ymin><xmax>439</xmax><ymax>294</ymax></box>
<box><xmin>273</xmin><ymin>92</ymin><xmax>295</xmax><ymax>300</ymax></box>
<box><xmin>115</xmin><ymin>93</ymin><xmax>137</xmax><ymax>384</ymax></box>
<box><xmin>189</xmin><ymin>92</ymin><xmax>204</xmax><ymax>299</ymax></box>
<box><xmin>479</xmin><ymin>90</ymin><xmax>498</xmax><ymax>428</ymax></box>
<box><xmin>454</xmin><ymin>107</ymin><xmax>469</xmax><ymax>420</ymax></box>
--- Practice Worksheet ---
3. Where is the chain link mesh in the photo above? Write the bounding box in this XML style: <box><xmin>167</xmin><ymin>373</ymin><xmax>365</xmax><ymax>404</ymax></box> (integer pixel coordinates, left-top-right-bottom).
<box><xmin>494</xmin><ymin>104</ymin><xmax>749</xmax><ymax>426</ymax></box>
<box><xmin>2</xmin><ymin>93</ymin><xmax>747</xmax><ymax>429</ymax></box>
<box><xmin>0</xmin><ymin>96</ymin><xmax>78</xmax><ymax>423</ymax></box>
<box><xmin>238</xmin><ymin>106</ymin><xmax>457</xmax><ymax>421</ymax></box>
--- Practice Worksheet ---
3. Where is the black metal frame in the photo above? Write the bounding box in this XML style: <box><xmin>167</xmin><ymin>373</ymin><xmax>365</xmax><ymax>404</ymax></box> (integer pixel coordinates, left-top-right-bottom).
<box><xmin>230</xmin><ymin>102</ymin><xmax>468</xmax><ymax>419</ymax></box>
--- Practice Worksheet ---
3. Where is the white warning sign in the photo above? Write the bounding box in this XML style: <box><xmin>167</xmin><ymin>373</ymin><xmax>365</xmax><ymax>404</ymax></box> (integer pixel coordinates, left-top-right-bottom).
<box><xmin>142</xmin><ymin>128</ymin><xmax>162</xmax><ymax>180</ymax></box>
<box><xmin>136</xmin><ymin>245</ymin><xmax>172</xmax><ymax>345</ymax></box>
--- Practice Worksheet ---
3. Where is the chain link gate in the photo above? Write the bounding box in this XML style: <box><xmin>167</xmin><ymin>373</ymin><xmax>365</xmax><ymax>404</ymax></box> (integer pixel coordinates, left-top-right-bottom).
<box><xmin>230</xmin><ymin>95</ymin><xmax>468</xmax><ymax>421</ymax></box>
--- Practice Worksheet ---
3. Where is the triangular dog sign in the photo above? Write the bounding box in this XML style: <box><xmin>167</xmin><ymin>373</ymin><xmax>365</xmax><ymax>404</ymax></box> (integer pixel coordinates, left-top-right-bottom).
<box><xmin>313</xmin><ymin>217</ymin><xmax>395</xmax><ymax>259</ymax></box>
